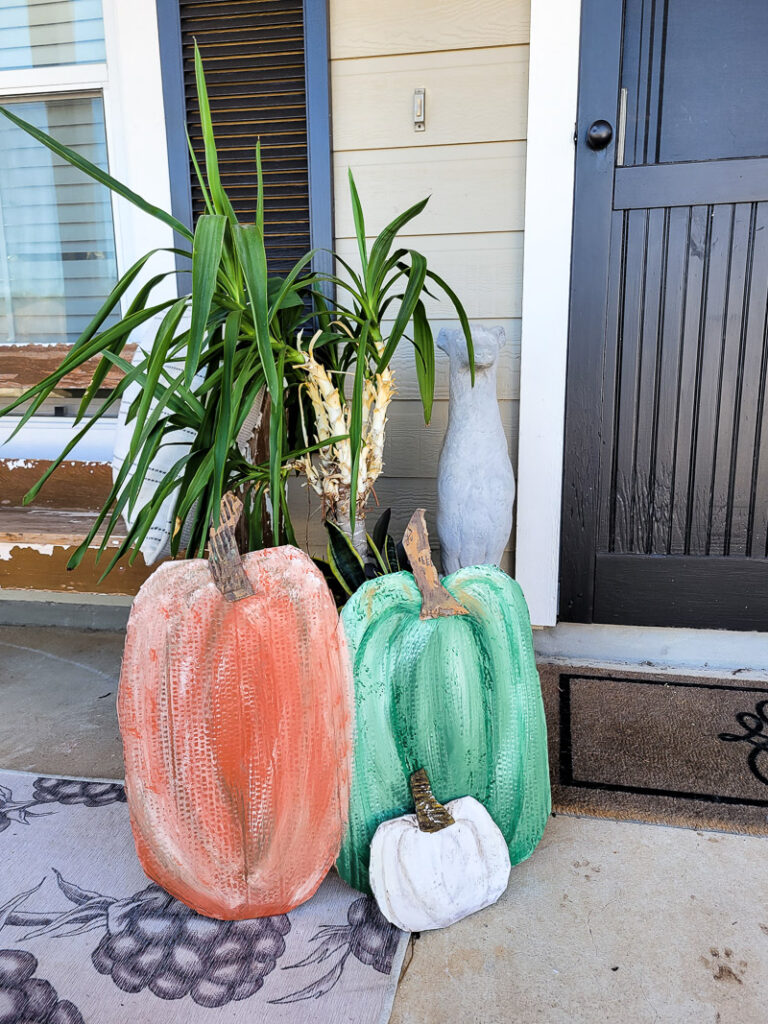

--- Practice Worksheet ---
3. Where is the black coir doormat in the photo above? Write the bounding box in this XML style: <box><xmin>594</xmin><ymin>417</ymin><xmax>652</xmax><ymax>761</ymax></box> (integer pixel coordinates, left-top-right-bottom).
<box><xmin>538</xmin><ymin>664</ymin><xmax>768</xmax><ymax>835</ymax></box>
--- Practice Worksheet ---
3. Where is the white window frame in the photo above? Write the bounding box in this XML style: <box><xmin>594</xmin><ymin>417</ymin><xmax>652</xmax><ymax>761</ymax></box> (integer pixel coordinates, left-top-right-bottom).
<box><xmin>0</xmin><ymin>0</ymin><xmax>177</xmax><ymax>461</ymax></box>
<box><xmin>514</xmin><ymin>0</ymin><xmax>582</xmax><ymax>627</ymax></box>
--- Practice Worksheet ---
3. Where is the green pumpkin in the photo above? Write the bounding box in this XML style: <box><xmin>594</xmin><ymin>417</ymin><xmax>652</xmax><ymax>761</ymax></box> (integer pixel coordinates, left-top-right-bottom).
<box><xmin>336</xmin><ymin>524</ymin><xmax>551</xmax><ymax>896</ymax></box>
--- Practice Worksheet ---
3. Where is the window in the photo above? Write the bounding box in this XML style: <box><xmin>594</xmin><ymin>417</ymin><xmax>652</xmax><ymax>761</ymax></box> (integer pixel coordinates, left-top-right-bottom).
<box><xmin>0</xmin><ymin>0</ymin><xmax>175</xmax><ymax>458</ymax></box>
<box><xmin>0</xmin><ymin>0</ymin><xmax>106</xmax><ymax>71</ymax></box>
<box><xmin>0</xmin><ymin>92</ymin><xmax>118</xmax><ymax>345</ymax></box>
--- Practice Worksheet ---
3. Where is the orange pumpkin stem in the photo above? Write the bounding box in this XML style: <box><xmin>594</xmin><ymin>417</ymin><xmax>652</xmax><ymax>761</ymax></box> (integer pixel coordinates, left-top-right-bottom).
<box><xmin>409</xmin><ymin>768</ymin><xmax>455</xmax><ymax>833</ymax></box>
<box><xmin>208</xmin><ymin>493</ymin><xmax>254</xmax><ymax>602</ymax></box>
<box><xmin>402</xmin><ymin>509</ymin><xmax>469</xmax><ymax>620</ymax></box>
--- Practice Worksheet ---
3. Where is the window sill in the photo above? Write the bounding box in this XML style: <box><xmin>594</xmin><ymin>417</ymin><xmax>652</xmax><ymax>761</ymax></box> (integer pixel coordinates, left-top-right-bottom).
<box><xmin>0</xmin><ymin>416</ymin><xmax>116</xmax><ymax>461</ymax></box>
<box><xmin>0</xmin><ymin>343</ymin><xmax>134</xmax><ymax>397</ymax></box>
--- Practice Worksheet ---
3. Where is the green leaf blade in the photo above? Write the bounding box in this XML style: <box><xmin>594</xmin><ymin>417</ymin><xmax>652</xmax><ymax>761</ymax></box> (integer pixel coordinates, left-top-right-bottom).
<box><xmin>348</xmin><ymin>169</ymin><xmax>368</xmax><ymax>277</ymax></box>
<box><xmin>233</xmin><ymin>223</ymin><xmax>278</xmax><ymax>400</ymax></box>
<box><xmin>187</xmin><ymin>213</ymin><xmax>227</xmax><ymax>385</ymax></box>
<box><xmin>412</xmin><ymin>298</ymin><xmax>435</xmax><ymax>425</ymax></box>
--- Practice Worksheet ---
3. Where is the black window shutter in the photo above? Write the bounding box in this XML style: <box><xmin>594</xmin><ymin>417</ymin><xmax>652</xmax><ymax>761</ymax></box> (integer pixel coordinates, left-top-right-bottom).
<box><xmin>178</xmin><ymin>0</ymin><xmax>311</xmax><ymax>276</ymax></box>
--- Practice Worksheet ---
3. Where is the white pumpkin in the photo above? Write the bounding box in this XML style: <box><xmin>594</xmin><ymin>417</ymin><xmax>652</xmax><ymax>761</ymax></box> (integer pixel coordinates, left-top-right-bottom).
<box><xmin>369</xmin><ymin>769</ymin><xmax>511</xmax><ymax>932</ymax></box>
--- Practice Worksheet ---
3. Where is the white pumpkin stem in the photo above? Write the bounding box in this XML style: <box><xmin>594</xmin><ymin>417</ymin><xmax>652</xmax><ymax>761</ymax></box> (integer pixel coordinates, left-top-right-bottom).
<box><xmin>409</xmin><ymin>768</ymin><xmax>455</xmax><ymax>832</ymax></box>
<box><xmin>402</xmin><ymin>509</ymin><xmax>469</xmax><ymax>620</ymax></box>
<box><xmin>208</xmin><ymin>493</ymin><xmax>254</xmax><ymax>602</ymax></box>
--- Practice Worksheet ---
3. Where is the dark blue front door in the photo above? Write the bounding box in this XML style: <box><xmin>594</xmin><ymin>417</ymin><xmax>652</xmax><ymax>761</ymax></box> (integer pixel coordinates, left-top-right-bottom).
<box><xmin>561</xmin><ymin>0</ymin><xmax>768</xmax><ymax>630</ymax></box>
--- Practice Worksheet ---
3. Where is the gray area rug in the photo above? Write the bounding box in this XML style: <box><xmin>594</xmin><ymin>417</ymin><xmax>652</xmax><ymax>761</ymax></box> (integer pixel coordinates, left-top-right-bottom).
<box><xmin>0</xmin><ymin>769</ymin><xmax>408</xmax><ymax>1023</ymax></box>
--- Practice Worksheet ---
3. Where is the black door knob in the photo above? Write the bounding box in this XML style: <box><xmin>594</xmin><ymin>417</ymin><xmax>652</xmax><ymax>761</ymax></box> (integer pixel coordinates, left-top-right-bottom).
<box><xmin>586</xmin><ymin>119</ymin><xmax>613</xmax><ymax>150</ymax></box>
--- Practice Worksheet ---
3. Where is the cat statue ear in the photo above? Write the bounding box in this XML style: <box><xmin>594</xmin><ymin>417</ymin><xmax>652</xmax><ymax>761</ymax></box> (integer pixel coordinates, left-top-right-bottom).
<box><xmin>436</xmin><ymin>326</ymin><xmax>461</xmax><ymax>355</ymax></box>
<box><xmin>438</xmin><ymin>324</ymin><xmax>506</xmax><ymax>357</ymax></box>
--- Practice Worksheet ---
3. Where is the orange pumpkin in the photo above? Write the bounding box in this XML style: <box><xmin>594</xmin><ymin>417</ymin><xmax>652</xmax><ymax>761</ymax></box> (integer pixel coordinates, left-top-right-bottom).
<box><xmin>118</xmin><ymin>495</ymin><xmax>354</xmax><ymax>920</ymax></box>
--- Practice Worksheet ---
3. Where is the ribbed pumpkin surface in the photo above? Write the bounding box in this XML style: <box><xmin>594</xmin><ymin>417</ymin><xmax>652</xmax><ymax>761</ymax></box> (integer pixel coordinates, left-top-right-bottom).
<box><xmin>118</xmin><ymin>546</ymin><xmax>353</xmax><ymax>919</ymax></box>
<box><xmin>336</xmin><ymin>566</ymin><xmax>550</xmax><ymax>895</ymax></box>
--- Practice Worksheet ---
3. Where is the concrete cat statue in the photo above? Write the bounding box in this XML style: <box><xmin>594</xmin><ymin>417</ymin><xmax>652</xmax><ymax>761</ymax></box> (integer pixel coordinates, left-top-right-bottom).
<box><xmin>436</xmin><ymin>324</ymin><xmax>515</xmax><ymax>572</ymax></box>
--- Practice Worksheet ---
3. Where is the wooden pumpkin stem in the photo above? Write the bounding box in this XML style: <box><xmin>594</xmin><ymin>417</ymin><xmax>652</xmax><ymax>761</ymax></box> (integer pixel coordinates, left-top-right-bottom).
<box><xmin>409</xmin><ymin>768</ymin><xmax>455</xmax><ymax>833</ymax></box>
<box><xmin>402</xmin><ymin>509</ymin><xmax>469</xmax><ymax>620</ymax></box>
<box><xmin>209</xmin><ymin>493</ymin><xmax>254</xmax><ymax>602</ymax></box>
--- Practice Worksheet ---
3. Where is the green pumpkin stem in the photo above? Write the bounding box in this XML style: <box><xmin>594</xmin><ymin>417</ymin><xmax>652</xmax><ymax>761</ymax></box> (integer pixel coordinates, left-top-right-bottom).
<box><xmin>410</xmin><ymin>768</ymin><xmax>455</xmax><ymax>833</ymax></box>
<box><xmin>209</xmin><ymin>493</ymin><xmax>254</xmax><ymax>602</ymax></box>
<box><xmin>402</xmin><ymin>509</ymin><xmax>469</xmax><ymax>620</ymax></box>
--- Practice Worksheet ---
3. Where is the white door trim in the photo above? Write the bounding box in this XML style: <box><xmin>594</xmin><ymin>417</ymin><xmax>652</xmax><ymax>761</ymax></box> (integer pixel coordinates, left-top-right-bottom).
<box><xmin>102</xmin><ymin>0</ymin><xmax>176</xmax><ymax>305</ymax></box>
<box><xmin>515</xmin><ymin>0</ymin><xmax>582</xmax><ymax>626</ymax></box>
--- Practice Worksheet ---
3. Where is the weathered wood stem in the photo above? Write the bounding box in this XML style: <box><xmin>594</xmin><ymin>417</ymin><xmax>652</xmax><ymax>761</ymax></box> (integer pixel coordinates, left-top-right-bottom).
<box><xmin>409</xmin><ymin>768</ymin><xmax>455</xmax><ymax>833</ymax></box>
<box><xmin>402</xmin><ymin>509</ymin><xmax>469</xmax><ymax>619</ymax></box>
<box><xmin>208</xmin><ymin>493</ymin><xmax>254</xmax><ymax>602</ymax></box>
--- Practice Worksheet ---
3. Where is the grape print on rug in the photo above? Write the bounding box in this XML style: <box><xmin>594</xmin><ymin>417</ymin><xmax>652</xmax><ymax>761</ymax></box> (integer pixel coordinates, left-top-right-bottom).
<box><xmin>0</xmin><ymin>769</ymin><xmax>408</xmax><ymax>1024</ymax></box>
<box><xmin>0</xmin><ymin>776</ymin><xmax>125</xmax><ymax>833</ymax></box>
<box><xmin>273</xmin><ymin>897</ymin><xmax>401</xmax><ymax>1004</ymax></box>
<box><xmin>0</xmin><ymin>949</ymin><xmax>84</xmax><ymax>1024</ymax></box>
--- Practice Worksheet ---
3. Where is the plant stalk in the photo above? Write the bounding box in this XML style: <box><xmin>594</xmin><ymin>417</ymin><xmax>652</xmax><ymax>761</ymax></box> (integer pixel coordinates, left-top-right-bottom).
<box><xmin>330</xmin><ymin>501</ymin><xmax>368</xmax><ymax>559</ymax></box>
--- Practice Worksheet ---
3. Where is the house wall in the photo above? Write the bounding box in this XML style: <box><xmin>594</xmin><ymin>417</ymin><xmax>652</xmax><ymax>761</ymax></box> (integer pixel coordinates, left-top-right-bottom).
<box><xmin>328</xmin><ymin>0</ymin><xmax>530</xmax><ymax>568</ymax></box>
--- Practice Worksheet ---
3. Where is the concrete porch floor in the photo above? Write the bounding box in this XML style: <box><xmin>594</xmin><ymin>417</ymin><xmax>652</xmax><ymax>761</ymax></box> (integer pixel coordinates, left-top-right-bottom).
<box><xmin>1</xmin><ymin>624</ymin><xmax>765</xmax><ymax>1023</ymax></box>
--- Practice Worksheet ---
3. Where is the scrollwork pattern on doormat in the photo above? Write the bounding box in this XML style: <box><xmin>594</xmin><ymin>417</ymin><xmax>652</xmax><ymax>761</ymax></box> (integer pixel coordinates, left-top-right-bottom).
<box><xmin>719</xmin><ymin>699</ymin><xmax>768</xmax><ymax>786</ymax></box>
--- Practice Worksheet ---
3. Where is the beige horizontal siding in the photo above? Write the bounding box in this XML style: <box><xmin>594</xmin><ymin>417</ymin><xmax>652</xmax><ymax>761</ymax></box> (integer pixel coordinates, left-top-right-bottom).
<box><xmin>330</xmin><ymin>0</ymin><xmax>529</xmax><ymax>59</ymax></box>
<box><xmin>384</xmin><ymin>399</ymin><xmax>518</xmax><ymax>477</ymax></box>
<box><xmin>334</xmin><ymin>142</ymin><xmax>526</xmax><ymax>237</ymax></box>
<box><xmin>334</xmin><ymin>232</ymin><xmax>524</xmax><ymax>319</ymax></box>
<box><xmin>331</xmin><ymin>47</ymin><xmax>528</xmax><ymax>151</ymax></box>
<box><xmin>326</xmin><ymin>0</ymin><xmax>530</xmax><ymax>569</ymax></box>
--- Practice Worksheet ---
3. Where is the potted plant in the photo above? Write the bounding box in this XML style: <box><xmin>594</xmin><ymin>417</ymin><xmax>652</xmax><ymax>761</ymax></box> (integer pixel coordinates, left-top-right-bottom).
<box><xmin>0</xmin><ymin>44</ymin><xmax>473</xmax><ymax>578</ymax></box>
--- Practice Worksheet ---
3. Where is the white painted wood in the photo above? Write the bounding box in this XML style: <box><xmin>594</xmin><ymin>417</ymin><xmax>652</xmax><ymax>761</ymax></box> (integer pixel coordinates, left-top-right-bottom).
<box><xmin>0</xmin><ymin>417</ymin><xmax>116</xmax><ymax>461</ymax></box>
<box><xmin>369</xmin><ymin>795</ymin><xmax>511</xmax><ymax>932</ymax></box>
<box><xmin>335</xmin><ymin>232</ymin><xmax>524</xmax><ymax>320</ymax></box>
<box><xmin>102</xmin><ymin>0</ymin><xmax>176</xmax><ymax>313</ymax></box>
<box><xmin>327</xmin><ymin>16</ymin><xmax>529</xmax><ymax>579</ymax></box>
<box><xmin>534</xmin><ymin>622</ymin><xmax>768</xmax><ymax>679</ymax></box>
<box><xmin>334</xmin><ymin>143</ymin><xmax>526</xmax><ymax>238</ymax></box>
<box><xmin>331</xmin><ymin>47</ymin><xmax>528</xmax><ymax>151</ymax></box>
<box><xmin>384</xmin><ymin>399</ymin><xmax>517</xmax><ymax>479</ymax></box>
<box><xmin>0</xmin><ymin>64</ymin><xmax>108</xmax><ymax>95</ymax></box>
<box><xmin>330</xmin><ymin>0</ymin><xmax>529</xmax><ymax>60</ymax></box>
<box><xmin>515</xmin><ymin>0</ymin><xmax>582</xmax><ymax>627</ymax></box>
<box><xmin>389</xmin><ymin>319</ymin><xmax>520</xmax><ymax>401</ymax></box>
